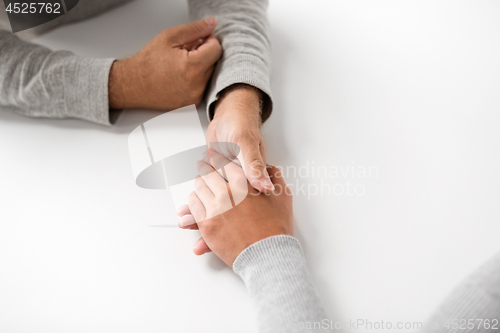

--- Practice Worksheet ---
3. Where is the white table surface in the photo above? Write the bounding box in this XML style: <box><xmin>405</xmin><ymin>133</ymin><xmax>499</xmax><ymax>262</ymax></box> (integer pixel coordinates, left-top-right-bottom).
<box><xmin>1</xmin><ymin>1</ymin><xmax>500</xmax><ymax>332</ymax></box>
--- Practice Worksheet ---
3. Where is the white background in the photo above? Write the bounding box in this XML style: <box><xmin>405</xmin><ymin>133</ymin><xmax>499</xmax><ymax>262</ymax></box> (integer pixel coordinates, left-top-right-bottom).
<box><xmin>1</xmin><ymin>0</ymin><xmax>500</xmax><ymax>332</ymax></box>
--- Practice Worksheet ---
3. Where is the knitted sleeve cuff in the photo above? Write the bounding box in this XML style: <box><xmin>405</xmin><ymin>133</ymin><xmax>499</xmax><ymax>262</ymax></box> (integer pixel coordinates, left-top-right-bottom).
<box><xmin>60</xmin><ymin>56</ymin><xmax>117</xmax><ymax>125</ymax></box>
<box><xmin>205</xmin><ymin>53</ymin><xmax>273</xmax><ymax>123</ymax></box>
<box><xmin>233</xmin><ymin>235</ymin><xmax>328</xmax><ymax>333</ymax></box>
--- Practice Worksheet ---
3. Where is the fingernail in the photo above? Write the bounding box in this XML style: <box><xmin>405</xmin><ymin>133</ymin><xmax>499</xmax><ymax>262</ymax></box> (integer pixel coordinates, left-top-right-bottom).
<box><xmin>260</xmin><ymin>178</ymin><xmax>275</xmax><ymax>191</ymax></box>
<box><xmin>205</xmin><ymin>17</ymin><xmax>216</xmax><ymax>28</ymax></box>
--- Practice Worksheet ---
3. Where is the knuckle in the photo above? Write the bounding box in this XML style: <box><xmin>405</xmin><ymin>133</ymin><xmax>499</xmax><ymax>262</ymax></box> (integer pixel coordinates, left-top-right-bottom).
<box><xmin>194</xmin><ymin>178</ymin><xmax>204</xmax><ymax>191</ymax></box>
<box><xmin>190</xmin><ymin>23</ymin><xmax>205</xmax><ymax>33</ymax></box>
<box><xmin>247</xmin><ymin>159</ymin><xmax>266</xmax><ymax>179</ymax></box>
<box><xmin>214</xmin><ymin>197</ymin><xmax>226</xmax><ymax>209</ymax></box>
<box><xmin>188</xmin><ymin>191</ymin><xmax>198</xmax><ymax>204</ymax></box>
<box><xmin>249</xmin><ymin>158</ymin><xmax>265</xmax><ymax>169</ymax></box>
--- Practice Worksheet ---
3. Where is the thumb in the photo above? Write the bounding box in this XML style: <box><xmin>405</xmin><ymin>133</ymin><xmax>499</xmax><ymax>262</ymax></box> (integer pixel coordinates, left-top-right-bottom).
<box><xmin>169</xmin><ymin>17</ymin><xmax>217</xmax><ymax>45</ymax></box>
<box><xmin>193</xmin><ymin>237</ymin><xmax>212</xmax><ymax>256</ymax></box>
<box><xmin>188</xmin><ymin>34</ymin><xmax>222</xmax><ymax>66</ymax></box>
<box><xmin>237</xmin><ymin>137</ymin><xmax>274</xmax><ymax>193</ymax></box>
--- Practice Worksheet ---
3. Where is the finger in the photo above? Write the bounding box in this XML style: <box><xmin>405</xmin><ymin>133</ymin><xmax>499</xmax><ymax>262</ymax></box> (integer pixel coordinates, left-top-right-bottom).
<box><xmin>196</xmin><ymin>154</ymin><xmax>234</xmax><ymax>218</ymax></box>
<box><xmin>205</xmin><ymin>149</ymin><xmax>247</xmax><ymax>185</ymax></box>
<box><xmin>169</xmin><ymin>17</ymin><xmax>217</xmax><ymax>45</ymax></box>
<box><xmin>267</xmin><ymin>165</ymin><xmax>290</xmax><ymax>195</ymax></box>
<box><xmin>259</xmin><ymin>140</ymin><xmax>267</xmax><ymax>169</ymax></box>
<box><xmin>178</xmin><ymin>214</ymin><xmax>198</xmax><ymax>229</ymax></box>
<box><xmin>193</xmin><ymin>237</ymin><xmax>212</xmax><ymax>256</ymax></box>
<box><xmin>182</xmin><ymin>38</ymin><xmax>205</xmax><ymax>51</ymax></box>
<box><xmin>197</xmin><ymin>157</ymin><xmax>216</xmax><ymax>177</ymax></box>
<box><xmin>188</xmin><ymin>34</ymin><xmax>222</xmax><ymax>67</ymax></box>
<box><xmin>207</xmin><ymin>150</ymin><xmax>257</xmax><ymax>205</ymax></box>
<box><xmin>237</xmin><ymin>136</ymin><xmax>274</xmax><ymax>193</ymax></box>
<box><xmin>176</xmin><ymin>204</ymin><xmax>191</xmax><ymax>217</ymax></box>
<box><xmin>205</xmin><ymin>147</ymin><xmax>238</xmax><ymax>170</ymax></box>
<box><xmin>188</xmin><ymin>191</ymin><xmax>206</xmax><ymax>222</ymax></box>
<box><xmin>208</xmin><ymin>141</ymin><xmax>240</xmax><ymax>165</ymax></box>
<box><xmin>194</xmin><ymin>176</ymin><xmax>214</xmax><ymax>206</ymax></box>
<box><xmin>197</xmin><ymin>160</ymin><xmax>228</xmax><ymax>196</ymax></box>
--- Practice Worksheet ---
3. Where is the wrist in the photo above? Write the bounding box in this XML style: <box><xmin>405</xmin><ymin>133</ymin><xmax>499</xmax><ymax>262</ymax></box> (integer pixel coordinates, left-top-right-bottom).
<box><xmin>214</xmin><ymin>84</ymin><xmax>263</xmax><ymax>123</ymax></box>
<box><xmin>108</xmin><ymin>59</ymin><xmax>141</xmax><ymax>109</ymax></box>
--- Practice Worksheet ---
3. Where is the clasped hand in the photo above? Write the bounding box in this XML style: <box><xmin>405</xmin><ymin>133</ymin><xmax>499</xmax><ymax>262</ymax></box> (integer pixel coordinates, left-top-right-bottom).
<box><xmin>109</xmin><ymin>17</ymin><xmax>221</xmax><ymax>110</ymax></box>
<box><xmin>177</xmin><ymin>151</ymin><xmax>294</xmax><ymax>267</ymax></box>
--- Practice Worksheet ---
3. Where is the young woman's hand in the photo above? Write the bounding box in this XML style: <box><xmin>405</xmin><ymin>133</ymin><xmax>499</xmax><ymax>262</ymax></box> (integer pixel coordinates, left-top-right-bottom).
<box><xmin>177</xmin><ymin>152</ymin><xmax>294</xmax><ymax>267</ymax></box>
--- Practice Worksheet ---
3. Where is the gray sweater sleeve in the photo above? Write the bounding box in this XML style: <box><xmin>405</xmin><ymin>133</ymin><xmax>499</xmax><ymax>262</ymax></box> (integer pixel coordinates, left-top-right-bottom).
<box><xmin>0</xmin><ymin>0</ymin><xmax>132</xmax><ymax>125</ymax></box>
<box><xmin>0</xmin><ymin>29</ymin><xmax>115</xmax><ymax>125</ymax></box>
<box><xmin>233</xmin><ymin>235</ymin><xmax>330</xmax><ymax>333</ymax></box>
<box><xmin>422</xmin><ymin>252</ymin><xmax>500</xmax><ymax>333</ymax></box>
<box><xmin>188</xmin><ymin>0</ymin><xmax>273</xmax><ymax>122</ymax></box>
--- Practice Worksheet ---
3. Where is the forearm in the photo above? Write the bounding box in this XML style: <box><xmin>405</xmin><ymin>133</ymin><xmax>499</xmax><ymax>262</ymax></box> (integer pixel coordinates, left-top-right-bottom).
<box><xmin>188</xmin><ymin>0</ymin><xmax>273</xmax><ymax>121</ymax></box>
<box><xmin>233</xmin><ymin>235</ymin><xmax>330</xmax><ymax>333</ymax></box>
<box><xmin>0</xmin><ymin>30</ymin><xmax>115</xmax><ymax>125</ymax></box>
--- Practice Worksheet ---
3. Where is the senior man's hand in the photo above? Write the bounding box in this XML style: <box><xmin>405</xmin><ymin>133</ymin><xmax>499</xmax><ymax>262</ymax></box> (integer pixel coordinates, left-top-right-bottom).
<box><xmin>208</xmin><ymin>84</ymin><xmax>274</xmax><ymax>193</ymax></box>
<box><xmin>108</xmin><ymin>17</ymin><xmax>221</xmax><ymax>110</ymax></box>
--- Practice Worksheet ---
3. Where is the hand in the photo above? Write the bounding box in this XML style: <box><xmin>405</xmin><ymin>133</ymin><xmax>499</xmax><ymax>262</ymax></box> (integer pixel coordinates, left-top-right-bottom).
<box><xmin>208</xmin><ymin>84</ymin><xmax>275</xmax><ymax>193</ymax></box>
<box><xmin>109</xmin><ymin>17</ymin><xmax>222</xmax><ymax>110</ymax></box>
<box><xmin>177</xmin><ymin>153</ymin><xmax>294</xmax><ymax>267</ymax></box>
